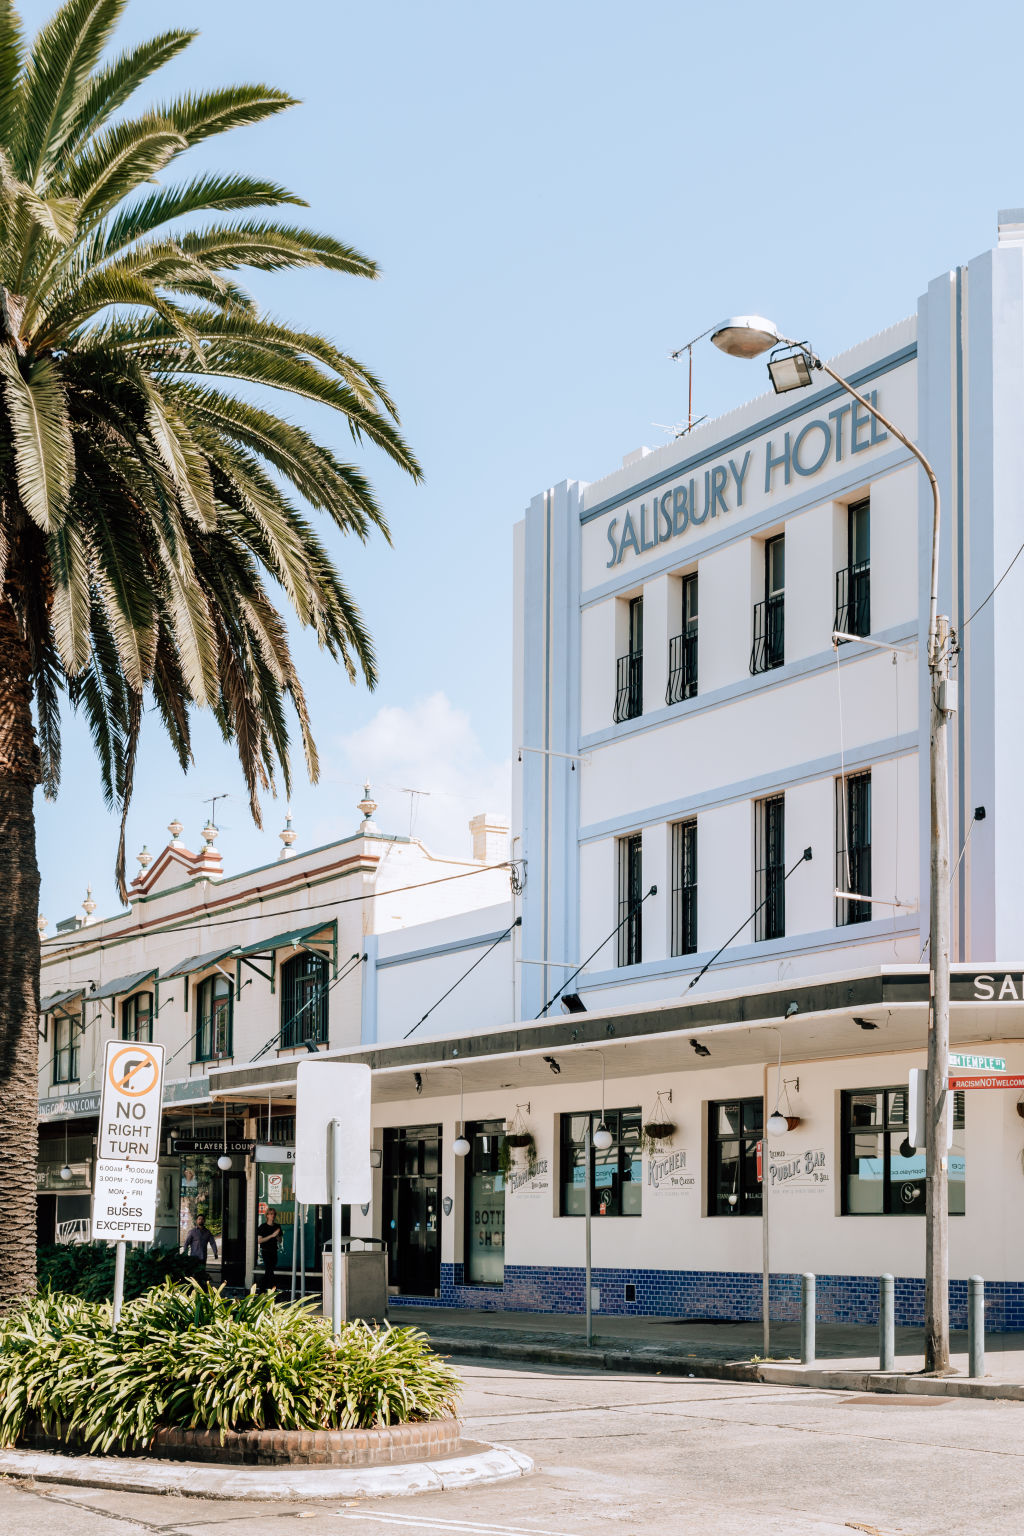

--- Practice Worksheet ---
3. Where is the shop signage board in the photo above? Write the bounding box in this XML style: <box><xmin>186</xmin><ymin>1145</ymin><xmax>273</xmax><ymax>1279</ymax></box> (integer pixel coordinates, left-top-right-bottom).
<box><xmin>948</xmin><ymin>1074</ymin><xmax>1024</xmax><ymax>1090</ymax></box>
<box><xmin>949</xmin><ymin>1053</ymin><xmax>1006</xmax><ymax>1072</ymax></box>
<box><xmin>172</xmin><ymin>1137</ymin><xmax>256</xmax><ymax>1155</ymax></box>
<box><xmin>91</xmin><ymin>1160</ymin><xmax>160</xmax><ymax>1241</ymax></box>
<box><xmin>92</xmin><ymin>1040</ymin><xmax>165</xmax><ymax>1243</ymax></box>
<box><xmin>255</xmin><ymin>1144</ymin><xmax>296</xmax><ymax>1163</ymax></box>
<box><xmin>294</xmin><ymin>1060</ymin><xmax>371</xmax><ymax>1205</ymax></box>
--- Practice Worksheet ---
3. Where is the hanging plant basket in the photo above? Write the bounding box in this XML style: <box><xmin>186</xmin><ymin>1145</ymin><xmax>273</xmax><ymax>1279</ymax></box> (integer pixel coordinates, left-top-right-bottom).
<box><xmin>505</xmin><ymin>1132</ymin><xmax>533</xmax><ymax>1149</ymax></box>
<box><xmin>501</xmin><ymin>1106</ymin><xmax>538</xmax><ymax>1179</ymax></box>
<box><xmin>642</xmin><ymin>1120</ymin><xmax>677</xmax><ymax>1142</ymax></box>
<box><xmin>640</xmin><ymin>1091</ymin><xmax>677</xmax><ymax>1152</ymax></box>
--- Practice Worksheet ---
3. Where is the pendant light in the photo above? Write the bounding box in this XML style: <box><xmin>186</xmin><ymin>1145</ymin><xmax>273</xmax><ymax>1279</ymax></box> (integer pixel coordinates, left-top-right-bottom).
<box><xmin>217</xmin><ymin>1100</ymin><xmax>232</xmax><ymax>1170</ymax></box>
<box><xmin>59</xmin><ymin>1116</ymin><xmax>72</xmax><ymax>1180</ymax></box>
<box><xmin>593</xmin><ymin>1051</ymin><xmax>613</xmax><ymax>1151</ymax></box>
<box><xmin>452</xmin><ymin>1066</ymin><xmax>470</xmax><ymax>1157</ymax></box>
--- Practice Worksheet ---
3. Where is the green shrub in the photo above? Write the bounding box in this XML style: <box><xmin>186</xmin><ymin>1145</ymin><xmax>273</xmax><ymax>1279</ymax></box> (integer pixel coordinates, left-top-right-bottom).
<box><xmin>37</xmin><ymin>1243</ymin><xmax>207</xmax><ymax>1301</ymax></box>
<box><xmin>0</xmin><ymin>1282</ymin><xmax>461</xmax><ymax>1453</ymax></box>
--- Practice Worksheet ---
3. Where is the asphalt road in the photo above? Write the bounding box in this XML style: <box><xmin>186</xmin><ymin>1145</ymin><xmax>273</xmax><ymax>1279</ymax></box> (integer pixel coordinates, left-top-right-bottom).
<box><xmin>2</xmin><ymin>1360</ymin><xmax>1022</xmax><ymax>1536</ymax></box>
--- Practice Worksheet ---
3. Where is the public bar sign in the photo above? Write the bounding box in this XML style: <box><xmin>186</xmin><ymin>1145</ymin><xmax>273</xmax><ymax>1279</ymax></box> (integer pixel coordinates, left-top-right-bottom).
<box><xmin>948</xmin><ymin>1074</ymin><xmax>1024</xmax><ymax>1090</ymax></box>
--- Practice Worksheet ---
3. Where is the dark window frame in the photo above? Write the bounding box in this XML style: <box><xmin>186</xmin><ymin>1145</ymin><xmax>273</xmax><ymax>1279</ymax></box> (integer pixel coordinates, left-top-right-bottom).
<box><xmin>462</xmin><ymin>1119</ymin><xmax>506</xmax><ymax>1286</ymax></box>
<box><xmin>195</xmin><ymin>972</ymin><xmax>233</xmax><ymax>1063</ymax></box>
<box><xmin>708</xmin><ymin>1097</ymin><xmax>763</xmax><ymax>1216</ymax></box>
<box><xmin>52</xmin><ymin>1012</ymin><xmax>80</xmax><ymax>1085</ymax></box>
<box><xmin>841</xmin><ymin>1086</ymin><xmax>965</xmax><ymax>1216</ymax></box>
<box><xmin>559</xmin><ymin>1108</ymin><xmax>642</xmax><ymax>1217</ymax></box>
<box><xmin>754</xmin><ymin>794</ymin><xmax>785</xmax><ymax>942</ymax></box>
<box><xmin>614</xmin><ymin>595</ymin><xmax>644</xmax><ymax>722</ymax></box>
<box><xmin>121</xmin><ymin>990</ymin><xmax>153</xmax><ymax>1043</ymax></box>
<box><xmin>666</xmin><ymin>572</ymin><xmax>698</xmax><ymax>704</ymax></box>
<box><xmin>280</xmin><ymin>951</ymin><xmax>329</xmax><ymax>1049</ymax></box>
<box><xmin>836</xmin><ymin>770</ymin><xmax>872</xmax><ymax>925</ymax></box>
<box><xmin>670</xmin><ymin>817</ymin><xmax>698</xmax><ymax>956</ymax></box>
<box><xmin>617</xmin><ymin>832</ymin><xmax>644</xmax><ymax>966</ymax></box>
<box><xmin>751</xmin><ymin>535</ymin><xmax>785</xmax><ymax>673</ymax></box>
<box><xmin>835</xmin><ymin>498</ymin><xmax>871</xmax><ymax>640</ymax></box>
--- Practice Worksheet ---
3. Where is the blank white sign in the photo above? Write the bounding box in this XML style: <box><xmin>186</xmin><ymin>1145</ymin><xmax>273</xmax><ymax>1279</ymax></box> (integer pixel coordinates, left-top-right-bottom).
<box><xmin>293</xmin><ymin>1061</ymin><xmax>372</xmax><ymax>1205</ymax></box>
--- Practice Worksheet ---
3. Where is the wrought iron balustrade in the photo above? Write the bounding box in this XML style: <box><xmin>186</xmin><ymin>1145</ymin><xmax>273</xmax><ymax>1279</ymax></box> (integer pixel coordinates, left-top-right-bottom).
<box><xmin>835</xmin><ymin>561</ymin><xmax>870</xmax><ymax>639</ymax></box>
<box><xmin>750</xmin><ymin>593</ymin><xmax>784</xmax><ymax>674</ymax></box>
<box><xmin>613</xmin><ymin>650</ymin><xmax>643</xmax><ymax>722</ymax></box>
<box><xmin>666</xmin><ymin>630</ymin><xmax>698</xmax><ymax>704</ymax></box>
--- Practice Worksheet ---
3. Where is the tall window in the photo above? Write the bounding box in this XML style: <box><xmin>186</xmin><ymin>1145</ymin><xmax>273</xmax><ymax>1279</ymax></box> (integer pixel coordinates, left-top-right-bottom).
<box><xmin>617</xmin><ymin>832</ymin><xmax>643</xmax><ymax>966</ymax></box>
<box><xmin>670</xmin><ymin>817</ymin><xmax>698</xmax><ymax>956</ymax></box>
<box><xmin>708</xmin><ymin>1098</ymin><xmax>763</xmax><ymax>1215</ymax></box>
<box><xmin>836</xmin><ymin>770</ymin><xmax>871</xmax><ymax>924</ymax></box>
<box><xmin>280</xmin><ymin>952</ymin><xmax>329</xmax><ymax>1049</ymax></box>
<box><xmin>121</xmin><ymin>991</ymin><xmax>153</xmax><ymax>1043</ymax></box>
<box><xmin>667</xmin><ymin>573</ymin><xmax>698</xmax><ymax>704</ymax></box>
<box><xmin>52</xmin><ymin>1012</ymin><xmax>80</xmax><ymax>1085</ymax></box>
<box><xmin>754</xmin><ymin>794</ymin><xmax>785</xmax><ymax>941</ymax></box>
<box><xmin>614</xmin><ymin>595</ymin><xmax>644</xmax><ymax>722</ymax></box>
<box><xmin>559</xmin><ymin>1108</ymin><xmax>642</xmax><ymax>1216</ymax></box>
<box><xmin>751</xmin><ymin>534</ymin><xmax>785</xmax><ymax>673</ymax></box>
<box><xmin>195</xmin><ymin>973</ymin><xmax>233</xmax><ymax>1062</ymax></box>
<box><xmin>841</xmin><ymin>1087</ymin><xmax>965</xmax><ymax>1215</ymax></box>
<box><xmin>836</xmin><ymin>498</ymin><xmax>870</xmax><ymax>639</ymax></box>
<box><xmin>464</xmin><ymin>1120</ymin><xmax>505</xmax><ymax>1284</ymax></box>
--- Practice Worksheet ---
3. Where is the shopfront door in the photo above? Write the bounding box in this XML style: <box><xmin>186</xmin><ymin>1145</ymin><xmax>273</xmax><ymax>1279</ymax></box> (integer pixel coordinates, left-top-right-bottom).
<box><xmin>220</xmin><ymin>1171</ymin><xmax>247</xmax><ymax>1287</ymax></box>
<box><xmin>383</xmin><ymin>1125</ymin><xmax>441</xmax><ymax>1297</ymax></box>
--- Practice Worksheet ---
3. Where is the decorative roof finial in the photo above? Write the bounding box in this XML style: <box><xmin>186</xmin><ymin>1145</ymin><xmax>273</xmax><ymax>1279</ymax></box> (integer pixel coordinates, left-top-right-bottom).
<box><xmin>201</xmin><ymin>819</ymin><xmax>218</xmax><ymax>847</ymax></box>
<box><xmin>137</xmin><ymin>844</ymin><xmax>152</xmax><ymax>871</ymax></box>
<box><xmin>37</xmin><ymin>913</ymin><xmax>47</xmax><ymax>937</ymax></box>
<box><xmin>357</xmin><ymin>781</ymin><xmax>378</xmax><ymax>833</ymax></box>
<box><xmin>82</xmin><ymin>884</ymin><xmax>97</xmax><ymax>920</ymax></box>
<box><xmin>167</xmin><ymin>817</ymin><xmax>183</xmax><ymax>844</ymax></box>
<box><xmin>278</xmin><ymin>807</ymin><xmax>297</xmax><ymax>860</ymax></box>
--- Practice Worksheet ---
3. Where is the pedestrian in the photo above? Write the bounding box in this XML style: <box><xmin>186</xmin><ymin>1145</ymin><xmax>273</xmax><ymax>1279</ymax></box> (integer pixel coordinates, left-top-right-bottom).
<box><xmin>181</xmin><ymin>1212</ymin><xmax>219</xmax><ymax>1272</ymax></box>
<box><xmin>256</xmin><ymin>1207</ymin><xmax>283</xmax><ymax>1293</ymax></box>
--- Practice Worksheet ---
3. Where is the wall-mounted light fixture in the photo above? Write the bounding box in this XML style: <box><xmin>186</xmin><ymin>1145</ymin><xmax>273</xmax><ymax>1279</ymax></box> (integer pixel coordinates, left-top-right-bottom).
<box><xmin>561</xmin><ymin>993</ymin><xmax>586</xmax><ymax>1014</ymax></box>
<box><xmin>544</xmin><ymin>1055</ymin><xmax>561</xmax><ymax>1075</ymax></box>
<box><xmin>690</xmin><ymin>1038</ymin><xmax>711</xmax><ymax>1058</ymax></box>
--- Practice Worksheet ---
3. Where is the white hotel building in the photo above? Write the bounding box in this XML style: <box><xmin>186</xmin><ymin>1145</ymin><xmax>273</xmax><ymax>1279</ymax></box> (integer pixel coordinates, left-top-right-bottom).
<box><xmin>39</xmin><ymin>213</ymin><xmax>1024</xmax><ymax>1329</ymax></box>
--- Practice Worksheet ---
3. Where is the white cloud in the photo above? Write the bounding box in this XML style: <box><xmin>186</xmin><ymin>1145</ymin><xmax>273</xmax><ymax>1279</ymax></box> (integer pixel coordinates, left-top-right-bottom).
<box><xmin>320</xmin><ymin>693</ymin><xmax>511</xmax><ymax>859</ymax></box>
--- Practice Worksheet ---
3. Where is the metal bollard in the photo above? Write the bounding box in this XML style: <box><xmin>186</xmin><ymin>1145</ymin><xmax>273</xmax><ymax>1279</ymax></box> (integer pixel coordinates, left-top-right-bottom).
<box><xmin>879</xmin><ymin>1273</ymin><xmax>895</xmax><ymax>1371</ymax></box>
<box><xmin>969</xmin><ymin>1275</ymin><xmax>985</xmax><ymax>1378</ymax></box>
<box><xmin>801</xmin><ymin>1273</ymin><xmax>816</xmax><ymax>1364</ymax></box>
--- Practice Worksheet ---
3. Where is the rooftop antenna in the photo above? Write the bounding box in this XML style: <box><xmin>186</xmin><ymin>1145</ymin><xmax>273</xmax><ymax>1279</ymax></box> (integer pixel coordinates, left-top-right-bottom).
<box><xmin>203</xmin><ymin>792</ymin><xmax>229</xmax><ymax>825</ymax></box>
<box><xmin>669</xmin><ymin>324</ymin><xmax>717</xmax><ymax>436</ymax></box>
<box><xmin>399</xmin><ymin>786</ymin><xmax>430</xmax><ymax>840</ymax></box>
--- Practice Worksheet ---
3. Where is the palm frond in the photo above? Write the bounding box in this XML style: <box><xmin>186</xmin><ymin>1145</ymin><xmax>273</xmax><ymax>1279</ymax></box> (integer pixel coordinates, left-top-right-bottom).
<box><xmin>0</xmin><ymin>348</ymin><xmax>72</xmax><ymax>528</ymax></box>
<box><xmin>47</xmin><ymin>514</ymin><xmax>91</xmax><ymax>672</ymax></box>
<box><xmin>155</xmin><ymin>84</ymin><xmax>296</xmax><ymax>146</ymax></box>
<box><xmin>176</xmin><ymin>220</ymin><xmax>378</xmax><ymax>279</ymax></box>
<box><xmin>0</xmin><ymin>1</ymin><xmax>25</xmax><ymax>154</ymax></box>
<box><xmin>97</xmin><ymin>174</ymin><xmax>306</xmax><ymax>259</ymax></box>
<box><xmin>16</xmin><ymin>0</ymin><xmax>124</xmax><ymax>185</ymax></box>
<box><xmin>60</xmin><ymin>28</ymin><xmax>196</xmax><ymax>160</ymax></box>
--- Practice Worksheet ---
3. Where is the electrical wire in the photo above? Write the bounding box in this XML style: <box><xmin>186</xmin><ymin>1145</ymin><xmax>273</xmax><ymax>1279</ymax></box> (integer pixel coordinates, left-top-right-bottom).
<box><xmin>684</xmin><ymin>850</ymin><xmax>812</xmax><ymax>995</ymax></box>
<box><xmin>535</xmin><ymin>885</ymin><xmax>658</xmax><ymax>1019</ymax></box>
<box><xmin>405</xmin><ymin>917</ymin><xmax>522</xmax><ymax>1038</ymax></box>
<box><xmin>960</xmin><ymin>535</ymin><xmax>1024</xmax><ymax>633</ymax></box>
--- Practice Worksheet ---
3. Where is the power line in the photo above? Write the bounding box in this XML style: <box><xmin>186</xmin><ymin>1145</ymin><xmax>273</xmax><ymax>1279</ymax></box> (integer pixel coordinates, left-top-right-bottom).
<box><xmin>535</xmin><ymin>885</ymin><xmax>658</xmax><ymax>1019</ymax></box>
<box><xmin>405</xmin><ymin>917</ymin><xmax>522</xmax><ymax>1039</ymax></box>
<box><xmin>960</xmin><ymin>536</ymin><xmax>1024</xmax><ymax>633</ymax></box>
<box><xmin>684</xmin><ymin>848</ymin><xmax>813</xmax><ymax>995</ymax></box>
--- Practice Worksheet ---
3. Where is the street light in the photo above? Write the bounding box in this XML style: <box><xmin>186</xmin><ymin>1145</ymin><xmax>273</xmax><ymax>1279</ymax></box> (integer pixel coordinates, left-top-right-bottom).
<box><xmin>712</xmin><ymin>314</ymin><xmax>954</xmax><ymax>1375</ymax></box>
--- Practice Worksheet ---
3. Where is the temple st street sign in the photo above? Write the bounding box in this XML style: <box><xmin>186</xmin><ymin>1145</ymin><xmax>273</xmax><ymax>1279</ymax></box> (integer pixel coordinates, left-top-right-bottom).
<box><xmin>949</xmin><ymin>1053</ymin><xmax>1006</xmax><ymax>1072</ymax></box>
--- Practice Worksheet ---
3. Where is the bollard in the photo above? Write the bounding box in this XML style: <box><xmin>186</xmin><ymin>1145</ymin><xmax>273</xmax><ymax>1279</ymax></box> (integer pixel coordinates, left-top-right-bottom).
<box><xmin>801</xmin><ymin>1273</ymin><xmax>816</xmax><ymax>1364</ymax></box>
<box><xmin>879</xmin><ymin>1273</ymin><xmax>895</xmax><ymax>1371</ymax></box>
<box><xmin>969</xmin><ymin>1275</ymin><xmax>985</xmax><ymax>1379</ymax></box>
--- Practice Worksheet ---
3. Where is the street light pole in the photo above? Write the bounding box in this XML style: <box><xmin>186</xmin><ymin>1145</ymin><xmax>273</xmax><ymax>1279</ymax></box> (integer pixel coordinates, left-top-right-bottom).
<box><xmin>706</xmin><ymin>319</ymin><xmax>954</xmax><ymax>1373</ymax></box>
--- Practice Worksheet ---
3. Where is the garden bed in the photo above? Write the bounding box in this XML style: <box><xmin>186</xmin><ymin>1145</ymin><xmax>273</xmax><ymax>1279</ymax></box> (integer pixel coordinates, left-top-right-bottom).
<box><xmin>20</xmin><ymin>1417</ymin><xmax>463</xmax><ymax>1466</ymax></box>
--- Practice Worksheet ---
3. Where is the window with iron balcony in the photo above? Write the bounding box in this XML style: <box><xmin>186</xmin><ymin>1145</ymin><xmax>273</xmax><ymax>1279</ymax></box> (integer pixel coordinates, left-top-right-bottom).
<box><xmin>613</xmin><ymin>595</ymin><xmax>644</xmax><ymax>722</ymax></box>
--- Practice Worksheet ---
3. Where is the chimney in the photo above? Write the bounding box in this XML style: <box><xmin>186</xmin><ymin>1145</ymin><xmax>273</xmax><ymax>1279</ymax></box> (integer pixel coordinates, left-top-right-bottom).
<box><xmin>469</xmin><ymin>812</ymin><xmax>509</xmax><ymax>864</ymax></box>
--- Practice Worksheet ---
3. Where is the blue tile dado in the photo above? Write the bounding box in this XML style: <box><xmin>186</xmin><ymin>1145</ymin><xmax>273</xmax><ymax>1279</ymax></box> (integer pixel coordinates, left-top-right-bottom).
<box><xmin>388</xmin><ymin>1264</ymin><xmax>1024</xmax><ymax>1330</ymax></box>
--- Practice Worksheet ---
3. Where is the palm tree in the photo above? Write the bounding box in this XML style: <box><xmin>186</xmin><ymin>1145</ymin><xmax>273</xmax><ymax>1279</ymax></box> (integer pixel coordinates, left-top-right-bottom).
<box><xmin>0</xmin><ymin>0</ymin><xmax>421</xmax><ymax>1306</ymax></box>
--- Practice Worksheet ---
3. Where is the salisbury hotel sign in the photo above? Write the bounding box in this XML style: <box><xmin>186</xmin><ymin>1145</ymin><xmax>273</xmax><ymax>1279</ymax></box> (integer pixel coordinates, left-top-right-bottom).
<box><xmin>604</xmin><ymin>391</ymin><xmax>889</xmax><ymax>569</ymax></box>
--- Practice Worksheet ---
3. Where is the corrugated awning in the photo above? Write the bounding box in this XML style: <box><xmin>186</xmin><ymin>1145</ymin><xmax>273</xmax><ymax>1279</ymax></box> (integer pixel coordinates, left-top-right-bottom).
<box><xmin>235</xmin><ymin>922</ymin><xmax>333</xmax><ymax>958</ymax></box>
<box><xmin>90</xmin><ymin>967</ymin><xmax>158</xmax><ymax>1000</ymax></box>
<box><xmin>39</xmin><ymin>987</ymin><xmax>84</xmax><ymax>1014</ymax></box>
<box><xmin>161</xmin><ymin>944</ymin><xmax>240</xmax><ymax>980</ymax></box>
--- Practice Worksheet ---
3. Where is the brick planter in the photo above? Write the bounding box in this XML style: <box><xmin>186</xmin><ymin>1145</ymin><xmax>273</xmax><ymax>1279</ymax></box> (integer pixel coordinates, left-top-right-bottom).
<box><xmin>21</xmin><ymin>1418</ymin><xmax>462</xmax><ymax>1467</ymax></box>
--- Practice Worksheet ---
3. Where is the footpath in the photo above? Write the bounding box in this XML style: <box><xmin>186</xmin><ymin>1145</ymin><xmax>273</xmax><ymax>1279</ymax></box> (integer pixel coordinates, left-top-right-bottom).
<box><xmin>388</xmin><ymin>1304</ymin><xmax>1024</xmax><ymax>1401</ymax></box>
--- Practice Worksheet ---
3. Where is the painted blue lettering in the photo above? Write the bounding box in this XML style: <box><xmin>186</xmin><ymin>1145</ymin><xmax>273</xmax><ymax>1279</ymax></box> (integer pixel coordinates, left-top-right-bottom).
<box><xmin>639</xmin><ymin>503</ymin><xmax>655</xmax><ymax>552</ymax></box>
<box><xmin>764</xmin><ymin>433</ymin><xmax>792</xmax><ymax>492</ymax></box>
<box><xmin>869</xmin><ymin>391</ymin><xmax>888</xmax><ymax>444</ymax></box>
<box><xmin>690</xmin><ymin>474</ymin><xmax>709</xmax><ymax>525</ymax></box>
<box><xmin>729</xmin><ymin>451</ymin><xmax>751</xmax><ymax>506</ymax></box>
<box><xmin>851</xmin><ymin>400</ymin><xmax>872</xmax><ymax>452</ymax></box>
<box><xmin>659</xmin><ymin>491</ymin><xmax>674</xmax><ymax>542</ymax></box>
<box><xmin>792</xmin><ymin>419</ymin><xmax>832</xmax><ymax>476</ymax></box>
<box><xmin>710</xmin><ymin>464</ymin><xmax>729</xmax><ymax>516</ymax></box>
<box><xmin>605</xmin><ymin>517</ymin><xmax>619</xmax><ymax>568</ymax></box>
<box><xmin>618</xmin><ymin>512</ymin><xmax>641</xmax><ymax>562</ymax></box>
<box><xmin>672</xmin><ymin>485</ymin><xmax>688</xmax><ymax>535</ymax></box>
<box><xmin>828</xmin><ymin>403</ymin><xmax>851</xmax><ymax>461</ymax></box>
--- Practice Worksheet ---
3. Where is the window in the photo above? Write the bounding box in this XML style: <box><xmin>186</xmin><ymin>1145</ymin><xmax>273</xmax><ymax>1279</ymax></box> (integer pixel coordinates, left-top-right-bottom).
<box><xmin>617</xmin><ymin>832</ymin><xmax>643</xmax><ymax>966</ymax></box>
<box><xmin>671</xmin><ymin>818</ymin><xmax>698</xmax><ymax>956</ymax></box>
<box><xmin>836</xmin><ymin>771</ymin><xmax>871</xmax><ymax>924</ymax></box>
<box><xmin>835</xmin><ymin>498</ymin><xmax>870</xmax><ymax>639</ymax></box>
<box><xmin>754</xmin><ymin>794</ymin><xmax>785</xmax><ymax>941</ymax></box>
<box><xmin>666</xmin><ymin>573</ymin><xmax>698</xmax><ymax>703</ymax></box>
<box><xmin>463</xmin><ymin>1120</ymin><xmax>505</xmax><ymax>1284</ymax></box>
<box><xmin>841</xmin><ymin>1087</ymin><xmax>965</xmax><ymax>1215</ymax></box>
<box><xmin>751</xmin><ymin>535</ymin><xmax>785</xmax><ymax>673</ymax></box>
<box><xmin>280</xmin><ymin>952</ymin><xmax>329</xmax><ymax>1049</ymax></box>
<box><xmin>121</xmin><ymin>991</ymin><xmax>153</xmax><ymax>1043</ymax></box>
<box><xmin>709</xmin><ymin>1097</ymin><xmax>763</xmax><ymax>1215</ymax></box>
<box><xmin>52</xmin><ymin>1012</ymin><xmax>80</xmax><ymax>1085</ymax></box>
<box><xmin>559</xmin><ymin>1109</ymin><xmax>642</xmax><ymax>1216</ymax></box>
<box><xmin>195</xmin><ymin>973</ymin><xmax>233</xmax><ymax>1062</ymax></box>
<box><xmin>614</xmin><ymin>595</ymin><xmax>643</xmax><ymax>722</ymax></box>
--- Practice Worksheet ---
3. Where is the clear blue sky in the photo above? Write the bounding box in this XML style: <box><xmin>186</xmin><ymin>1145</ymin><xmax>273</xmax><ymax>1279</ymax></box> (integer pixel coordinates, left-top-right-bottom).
<box><xmin>29</xmin><ymin>0</ymin><xmax>1024</xmax><ymax>923</ymax></box>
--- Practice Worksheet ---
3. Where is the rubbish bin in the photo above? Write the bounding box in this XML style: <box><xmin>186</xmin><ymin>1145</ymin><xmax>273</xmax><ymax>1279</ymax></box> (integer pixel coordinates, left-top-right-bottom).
<box><xmin>322</xmin><ymin>1236</ymin><xmax>388</xmax><ymax>1323</ymax></box>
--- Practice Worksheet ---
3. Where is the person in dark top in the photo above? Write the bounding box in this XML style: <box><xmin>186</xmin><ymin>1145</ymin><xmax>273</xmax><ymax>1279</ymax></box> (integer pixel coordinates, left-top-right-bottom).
<box><xmin>182</xmin><ymin>1213</ymin><xmax>219</xmax><ymax>1264</ymax></box>
<box><xmin>256</xmin><ymin>1207</ymin><xmax>283</xmax><ymax>1293</ymax></box>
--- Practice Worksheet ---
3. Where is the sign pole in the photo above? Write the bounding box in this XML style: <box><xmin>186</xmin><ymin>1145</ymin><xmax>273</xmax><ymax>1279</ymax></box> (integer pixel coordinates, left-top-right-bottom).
<box><xmin>584</xmin><ymin>1119</ymin><xmax>593</xmax><ymax>1348</ymax></box>
<box><xmin>112</xmin><ymin>1240</ymin><xmax>127</xmax><ymax>1329</ymax></box>
<box><xmin>331</xmin><ymin>1118</ymin><xmax>343</xmax><ymax>1337</ymax></box>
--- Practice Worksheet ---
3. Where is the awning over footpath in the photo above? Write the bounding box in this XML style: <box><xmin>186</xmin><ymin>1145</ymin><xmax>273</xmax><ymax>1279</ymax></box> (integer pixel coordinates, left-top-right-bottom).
<box><xmin>89</xmin><ymin>967</ymin><xmax>158</xmax><ymax>1000</ymax></box>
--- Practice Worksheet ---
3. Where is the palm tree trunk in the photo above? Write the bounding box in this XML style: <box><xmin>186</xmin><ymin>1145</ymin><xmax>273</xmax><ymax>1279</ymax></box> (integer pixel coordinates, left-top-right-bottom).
<box><xmin>0</xmin><ymin>595</ymin><xmax>40</xmax><ymax>1308</ymax></box>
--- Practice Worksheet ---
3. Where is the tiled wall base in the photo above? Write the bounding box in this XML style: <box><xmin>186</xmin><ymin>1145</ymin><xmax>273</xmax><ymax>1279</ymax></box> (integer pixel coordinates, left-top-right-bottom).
<box><xmin>392</xmin><ymin>1263</ymin><xmax>1024</xmax><ymax>1331</ymax></box>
